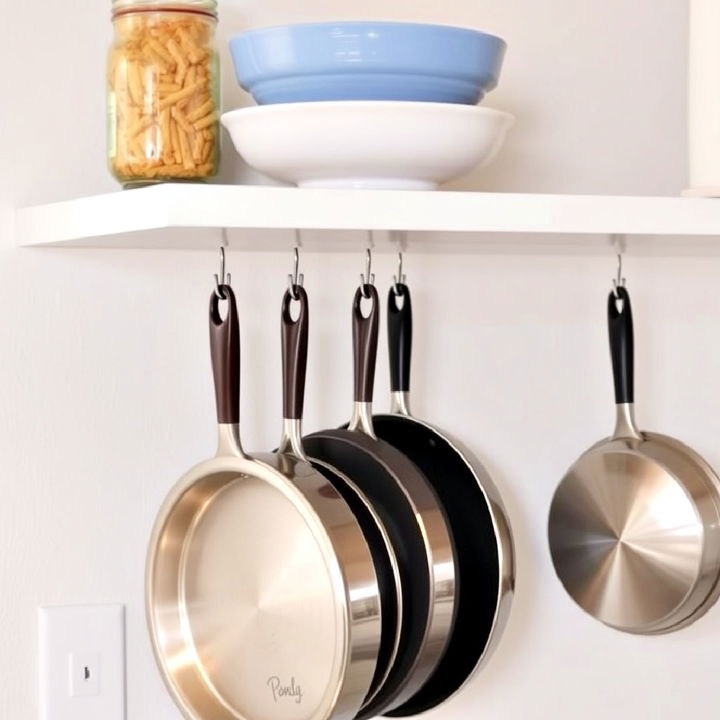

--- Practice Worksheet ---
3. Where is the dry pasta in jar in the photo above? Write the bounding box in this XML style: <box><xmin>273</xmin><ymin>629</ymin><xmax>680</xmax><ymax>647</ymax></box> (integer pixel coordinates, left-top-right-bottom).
<box><xmin>108</xmin><ymin>0</ymin><xmax>219</xmax><ymax>185</ymax></box>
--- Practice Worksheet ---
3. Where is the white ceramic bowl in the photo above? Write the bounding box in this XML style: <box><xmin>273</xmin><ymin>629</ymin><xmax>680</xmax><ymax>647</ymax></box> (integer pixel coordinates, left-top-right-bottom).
<box><xmin>221</xmin><ymin>101</ymin><xmax>514</xmax><ymax>190</ymax></box>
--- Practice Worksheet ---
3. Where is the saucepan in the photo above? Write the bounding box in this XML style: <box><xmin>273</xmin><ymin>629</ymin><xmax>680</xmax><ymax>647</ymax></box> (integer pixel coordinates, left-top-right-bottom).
<box><xmin>549</xmin><ymin>284</ymin><xmax>720</xmax><ymax>633</ymax></box>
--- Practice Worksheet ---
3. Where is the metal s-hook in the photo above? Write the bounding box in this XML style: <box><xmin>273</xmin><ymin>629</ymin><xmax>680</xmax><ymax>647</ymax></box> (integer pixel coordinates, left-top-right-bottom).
<box><xmin>612</xmin><ymin>252</ymin><xmax>625</xmax><ymax>298</ymax></box>
<box><xmin>610</xmin><ymin>234</ymin><xmax>627</xmax><ymax>300</ymax></box>
<box><xmin>288</xmin><ymin>246</ymin><xmax>304</xmax><ymax>300</ymax></box>
<box><xmin>609</xmin><ymin>234</ymin><xmax>627</xmax><ymax>314</ymax></box>
<box><xmin>393</xmin><ymin>251</ymin><xmax>406</xmax><ymax>295</ymax></box>
<box><xmin>360</xmin><ymin>248</ymin><xmax>375</xmax><ymax>298</ymax></box>
<box><xmin>214</xmin><ymin>246</ymin><xmax>231</xmax><ymax>298</ymax></box>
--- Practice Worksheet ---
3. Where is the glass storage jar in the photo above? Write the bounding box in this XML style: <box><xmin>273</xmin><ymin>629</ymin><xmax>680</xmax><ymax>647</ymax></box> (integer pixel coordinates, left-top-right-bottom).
<box><xmin>108</xmin><ymin>0</ymin><xmax>219</xmax><ymax>186</ymax></box>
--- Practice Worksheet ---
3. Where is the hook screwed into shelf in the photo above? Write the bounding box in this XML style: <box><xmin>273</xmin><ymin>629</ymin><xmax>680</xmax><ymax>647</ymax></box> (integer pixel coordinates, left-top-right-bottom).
<box><xmin>288</xmin><ymin>246</ymin><xmax>304</xmax><ymax>300</ymax></box>
<box><xmin>610</xmin><ymin>234</ymin><xmax>627</xmax><ymax>299</ymax></box>
<box><xmin>612</xmin><ymin>253</ymin><xmax>625</xmax><ymax>298</ymax></box>
<box><xmin>393</xmin><ymin>251</ymin><xmax>407</xmax><ymax>295</ymax></box>
<box><xmin>360</xmin><ymin>248</ymin><xmax>375</xmax><ymax>298</ymax></box>
<box><xmin>214</xmin><ymin>246</ymin><xmax>231</xmax><ymax>298</ymax></box>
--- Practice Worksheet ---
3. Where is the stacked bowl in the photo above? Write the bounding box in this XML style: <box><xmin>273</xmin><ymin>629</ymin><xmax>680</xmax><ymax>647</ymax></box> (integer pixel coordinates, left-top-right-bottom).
<box><xmin>222</xmin><ymin>22</ymin><xmax>513</xmax><ymax>190</ymax></box>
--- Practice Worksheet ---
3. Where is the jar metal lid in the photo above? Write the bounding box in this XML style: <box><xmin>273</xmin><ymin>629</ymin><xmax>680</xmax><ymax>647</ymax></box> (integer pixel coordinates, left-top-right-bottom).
<box><xmin>112</xmin><ymin>0</ymin><xmax>217</xmax><ymax>17</ymax></box>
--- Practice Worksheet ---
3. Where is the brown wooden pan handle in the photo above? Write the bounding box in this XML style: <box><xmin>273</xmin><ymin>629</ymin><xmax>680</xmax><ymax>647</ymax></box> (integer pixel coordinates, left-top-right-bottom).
<box><xmin>281</xmin><ymin>286</ymin><xmax>309</xmax><ymax>420</ymax></box>
<box><xmin>388</xmin><ymin>283</ymin><xmax>412</xmax><ymax>393</ymax></box>
<box><xmin>353</xmin><ymin>285</ymin><xmax>379</xmax><ymax>403</ymax></box>
<box><xmin>209</xmin><ymin>285</ymin><xmax>240</xmax><ymax>424</ymax></box>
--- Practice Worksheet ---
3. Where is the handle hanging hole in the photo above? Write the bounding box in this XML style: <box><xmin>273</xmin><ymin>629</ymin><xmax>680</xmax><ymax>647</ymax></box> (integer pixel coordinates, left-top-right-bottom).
<box><xmin>286</xmin><ymin>292</ymin><xmax>302</xmax><ymax>322</ymax></box>
<box><xmin>359</xmin><ymin>290</ymin><xmax>375</xmax><ymax>319</ymax></box>
<box><xmin>212</xmin><ymin>291</ymin><xmax>230</xmax><ymax>322</ymax></box>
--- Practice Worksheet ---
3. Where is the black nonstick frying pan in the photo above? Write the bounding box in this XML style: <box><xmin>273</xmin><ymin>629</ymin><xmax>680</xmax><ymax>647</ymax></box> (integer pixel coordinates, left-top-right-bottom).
<box><xmin>374</xmin><ymin>282</ymin><xmax>515</xmax><ymax>716</ymax></box>
<box><xmin>304</xmin><ymin>283</ymin><xmax>457</xmax><ymax>720</ymax></box>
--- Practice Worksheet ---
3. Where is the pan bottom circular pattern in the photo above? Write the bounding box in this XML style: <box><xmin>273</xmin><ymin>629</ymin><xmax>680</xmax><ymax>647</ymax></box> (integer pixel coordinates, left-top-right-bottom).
<box><xmin>549</xmin><ymin>441</ymin><xmax>720</xmax><ymax>633</ymax></box>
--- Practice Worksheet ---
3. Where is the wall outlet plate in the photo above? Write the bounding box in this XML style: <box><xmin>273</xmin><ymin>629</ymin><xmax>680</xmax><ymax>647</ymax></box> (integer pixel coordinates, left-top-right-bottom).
<box><xmin>38</xmin><ymin>604</ymin><xmax>125</xmax><ymax>720</ymax></box>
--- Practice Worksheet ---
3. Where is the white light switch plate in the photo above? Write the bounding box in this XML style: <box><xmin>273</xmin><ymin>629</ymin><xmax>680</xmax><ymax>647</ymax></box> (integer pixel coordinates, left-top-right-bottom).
<box><xmin>38</xmin><ymin>604</ymin><xmax>125</xmax><ymax>720</ymax></box>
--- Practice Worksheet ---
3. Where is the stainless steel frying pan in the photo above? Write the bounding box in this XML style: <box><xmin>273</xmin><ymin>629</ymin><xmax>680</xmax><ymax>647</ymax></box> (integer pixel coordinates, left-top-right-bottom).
<box><xmin>146</xmin><ymin>284</ymin><xmax>381</xmax><ymax>720</ymax></box>
<box><xmin>277</xmin><ymin>283</ymin><xmax>403</xmax><ymax>709</ymax></box>
<box><xmin>548</xmin><ymin>285</ymin><xmax>720</xmax><ymax>634</ymax></box>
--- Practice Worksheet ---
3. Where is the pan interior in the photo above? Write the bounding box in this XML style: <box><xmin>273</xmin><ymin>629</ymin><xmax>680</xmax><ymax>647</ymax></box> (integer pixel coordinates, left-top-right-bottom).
<box><xmin>549</xmin><ymin>448</ymin><xmax>704</xmax><ymax>632</ymax></box>
<box><xmin>373</xmin><ymin>415</ymin><xmax>501</xmax><ymax>717</ymax></box>
<box><xmin>149</xmin><ymin>470</ymin><xmax>347</xmax><ymax>720</ymax></box>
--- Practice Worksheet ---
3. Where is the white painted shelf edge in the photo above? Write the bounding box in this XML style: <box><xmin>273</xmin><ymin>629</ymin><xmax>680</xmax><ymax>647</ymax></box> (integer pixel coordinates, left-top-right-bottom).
<box><xmin>14</xmin><ymin>184</ymin><xmax>720</xmax><ymax>248</ymax></box>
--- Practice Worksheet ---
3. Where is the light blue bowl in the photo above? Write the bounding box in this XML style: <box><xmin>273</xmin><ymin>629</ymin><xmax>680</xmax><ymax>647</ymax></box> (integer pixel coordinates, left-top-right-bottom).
<box><xmin>229</xmin><ymin>22</ymin><xmax>507</xmax><ymax>105</ymax></box>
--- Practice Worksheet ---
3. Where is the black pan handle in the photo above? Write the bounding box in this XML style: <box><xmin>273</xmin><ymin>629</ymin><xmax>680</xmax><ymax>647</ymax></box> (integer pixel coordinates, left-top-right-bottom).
<box><xmin>607</xmin><ymin>286</ymin><xmax>634</xmax><ymax>404</ymax></box>
<box><xmin>281</xmin><ymin>286</ymin><xmax>309</xmax><ymax>420</ymax></box>
<box><xmin>209</xmin><ymin>285</ymin><xmax>240</xmax><ymax>424</ymax></box>
<box><xmin>387</xmin><ymin>283</ymin><xmax>412</xmax><ymax>393</ymax></box>
<box><xmin>353</xmin><ymin>285</ymin><xmax>379</xmax><ymax>403</ymax></box>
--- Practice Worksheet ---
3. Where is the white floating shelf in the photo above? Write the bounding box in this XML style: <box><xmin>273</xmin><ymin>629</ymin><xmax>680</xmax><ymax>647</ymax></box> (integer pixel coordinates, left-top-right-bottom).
<box><xmin>15</xmin><ymin>184</ymin><xmax>720</xmax><ymax>253</ymax></box>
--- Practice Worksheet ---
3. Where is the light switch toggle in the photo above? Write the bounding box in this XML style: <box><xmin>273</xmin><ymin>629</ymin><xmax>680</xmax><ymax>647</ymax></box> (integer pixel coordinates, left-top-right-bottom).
<box><xmin>70</xmin><ymin>653</ymin><xmax>101</xmax><ymax>696</ymax></box>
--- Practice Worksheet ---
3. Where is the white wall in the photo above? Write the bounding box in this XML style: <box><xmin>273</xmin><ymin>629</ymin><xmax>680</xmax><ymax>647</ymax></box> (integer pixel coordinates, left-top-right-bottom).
<box><xmin>2</xmin><ymin>1</ymin><xmax>714</xmax><ymax>719</ymax></box>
